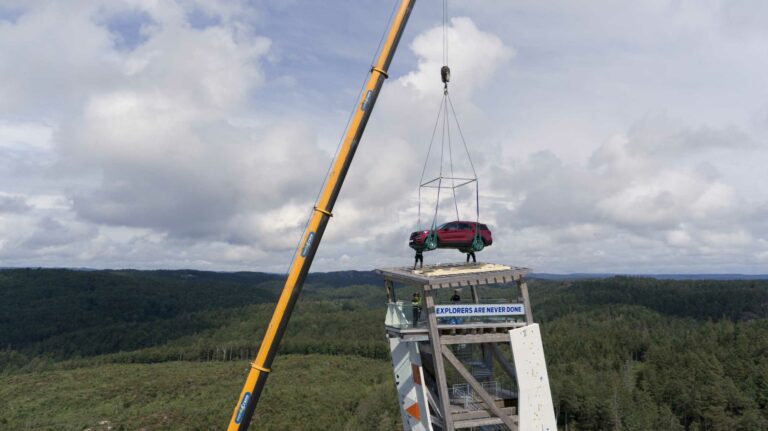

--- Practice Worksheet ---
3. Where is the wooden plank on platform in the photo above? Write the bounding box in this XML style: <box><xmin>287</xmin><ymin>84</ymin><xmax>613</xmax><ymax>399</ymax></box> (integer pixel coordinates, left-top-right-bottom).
<box><xmin>440</xmin><ymin>333</ymin><xmax>511</xmax><ymax>345</ymax></box>
<box><xmin>454</xmin><ymin>416</ymin><xmax>519</xmax><ymax>429</ymax></box>
<box><xmin>453</xmin><ymin>407</ymin><xmax>516</xmax><ymax>422</ymax></box>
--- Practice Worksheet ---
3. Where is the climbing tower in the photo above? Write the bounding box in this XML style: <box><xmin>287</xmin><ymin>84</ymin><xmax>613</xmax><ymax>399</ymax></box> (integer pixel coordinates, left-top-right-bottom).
<box><xmin>377</xmin><ymin>262</ymin><xmax>556</xmax><ymax>431</ymax></box>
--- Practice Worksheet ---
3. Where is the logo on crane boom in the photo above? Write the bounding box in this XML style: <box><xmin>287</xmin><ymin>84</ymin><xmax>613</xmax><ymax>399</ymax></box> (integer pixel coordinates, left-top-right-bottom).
<box><xmin>301</xmin><ymin>232</ymin><xmax>315</xmax><ymax>257</ymax></box>
<box><xmin>361</xmin><ymin>90</ymin><xmax>373</xmax><ymax>112</ymax></box>
<box><xmin>235</xmin><ymin>392</ymin><xmax>251</xmax><ymax>424</ymax></box>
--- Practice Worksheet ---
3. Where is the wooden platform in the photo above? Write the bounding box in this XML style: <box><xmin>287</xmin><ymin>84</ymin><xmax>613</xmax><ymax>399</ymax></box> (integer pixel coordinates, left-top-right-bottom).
<box><xmin>376</xmin><ymin>262</ymin><xmax>529</xmax><ymax>290</ymax></box>
<box><xmin>438</xmin><ymin>321</ymin><xmax>525</xmax><ymax>344</ymax></box>
<box><xmin>451</xmin><ymin>397</ymin><xmax>518</xmax><ymax>429</ymax></box>
<box><xmin>452</xmin><ymin>406</ymin><xmax>518</xmax><ymax>428</ymax></box>
<box><xmin>384</xmin><ymin>324</ymin><xmax>429</xmax><ymax>342</ymax></box>
<box><xmin>385</xmin><ymin>321</ymin><xmax>525</xmax><ymax>344</ymax></box>
<box><xmin>454</xmin><ymin>415</ymin><xmax>518</xmax><ymax>429</ymax></box>
<box><xmin>435</xmin><ymin>321</ymin><xmax>525</xmax><ymax>331</ymax></box>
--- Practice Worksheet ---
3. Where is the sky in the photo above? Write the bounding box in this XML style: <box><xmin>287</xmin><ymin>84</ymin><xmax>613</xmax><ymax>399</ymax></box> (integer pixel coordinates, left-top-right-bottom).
<box><xmin>1</xmin><ymin>0</ymin><xmax>767</xmax><ymax>274</ymax></box>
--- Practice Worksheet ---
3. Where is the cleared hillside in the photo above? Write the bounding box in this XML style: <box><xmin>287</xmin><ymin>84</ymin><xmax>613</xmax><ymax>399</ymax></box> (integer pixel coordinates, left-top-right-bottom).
<box><xmin>0</xmin><ymin>355</ymin><xmax>397</xmax><ymax>431</ymax></box>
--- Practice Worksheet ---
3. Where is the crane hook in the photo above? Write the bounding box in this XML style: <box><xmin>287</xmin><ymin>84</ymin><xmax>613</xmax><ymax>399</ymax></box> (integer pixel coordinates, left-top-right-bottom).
<box><xmin>441</xmin><ymin>65</ymin><xmax>450</xmax><ymax>94</ymax></box>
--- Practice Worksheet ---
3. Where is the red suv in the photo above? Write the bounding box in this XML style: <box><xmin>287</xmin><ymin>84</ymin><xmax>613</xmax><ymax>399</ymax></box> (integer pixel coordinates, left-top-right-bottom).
<box><xmin>409</xmin><ymin>221</ymin><xmax>493</xmax><ymax>252</ymax></box>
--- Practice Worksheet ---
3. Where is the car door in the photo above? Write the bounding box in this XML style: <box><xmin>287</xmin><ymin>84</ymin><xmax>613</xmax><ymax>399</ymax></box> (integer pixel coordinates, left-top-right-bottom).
<box><xmin>437</xmin><ymin>222</ymin><xmax>460</xmax><ymax>246</ymax></box>
<box><xmin>458</xmin><ymin>222</ymin><xmax>475</xmax><ymax>246</ymax></box>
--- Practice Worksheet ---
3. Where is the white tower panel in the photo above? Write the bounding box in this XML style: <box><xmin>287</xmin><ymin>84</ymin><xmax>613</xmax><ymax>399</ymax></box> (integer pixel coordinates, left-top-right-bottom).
<box><xmin>388</xmin><ymin>337</ymin><xmax>433</xmax><ymax>431</ymax></box>
<box><xmin>509</xmin><ymin>324</ymin><xmax>556</xmax><ymax>431</ymax></box>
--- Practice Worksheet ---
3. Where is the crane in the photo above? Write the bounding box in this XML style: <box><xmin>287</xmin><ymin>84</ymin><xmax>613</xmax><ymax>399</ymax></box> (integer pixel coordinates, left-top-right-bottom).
<box><xmin>227</xmin><ymin>1</ymin><xmax>418</xmax><ymax>429</ymax></box>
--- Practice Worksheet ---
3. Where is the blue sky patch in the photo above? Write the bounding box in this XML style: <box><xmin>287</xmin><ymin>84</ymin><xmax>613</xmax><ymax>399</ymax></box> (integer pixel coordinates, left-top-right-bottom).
<box><xmin>186</xmin><ymin>8</ymin><xmax>221</xmax><ymax>30</ymax></box>
<box><xmin>0</xmin><ymin>6</ymin><xmax>23</xmax><ymax>24</ymax></box>
<box><xmin>103</xmin><ymin>9</ymin><xmax>155</xmax><ymax>52</ymax></box>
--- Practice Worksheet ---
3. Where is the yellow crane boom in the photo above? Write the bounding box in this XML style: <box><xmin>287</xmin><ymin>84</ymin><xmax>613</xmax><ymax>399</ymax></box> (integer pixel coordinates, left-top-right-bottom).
<box><xmin>228</xmin><ymin>1</ymin><xmax>417</xmax><ymax>429</ymax></box>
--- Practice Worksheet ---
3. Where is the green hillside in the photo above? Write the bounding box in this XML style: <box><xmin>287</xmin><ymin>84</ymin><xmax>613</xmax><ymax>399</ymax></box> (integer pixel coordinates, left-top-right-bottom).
<box><xmin>0</xmin><ymin>355</ymin><xmax>397</xmax><ymax>431</ymax></box>
<box><xmin>1</xmin><ymin>269</ymin><xmax>767</xmax><ymax>430</ymax></box>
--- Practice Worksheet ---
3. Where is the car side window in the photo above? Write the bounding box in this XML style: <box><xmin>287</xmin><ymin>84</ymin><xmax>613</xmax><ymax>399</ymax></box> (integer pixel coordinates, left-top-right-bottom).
<box><xmin>444</xmin><ymin>222</ymin><xmax>459</xmax><ymax>231</ymax></box>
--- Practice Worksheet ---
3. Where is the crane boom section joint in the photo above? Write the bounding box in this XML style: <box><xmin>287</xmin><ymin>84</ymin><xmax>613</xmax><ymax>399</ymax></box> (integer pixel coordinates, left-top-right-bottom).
<box><xmin>371</xmin><ymin>66</ymin><xmax>389</xmax><ymax>79</ymax></box>
<box><xmin>313</xmin><ymin>206</ymin><xmax>333</xmax><ymax>217</ymax></box>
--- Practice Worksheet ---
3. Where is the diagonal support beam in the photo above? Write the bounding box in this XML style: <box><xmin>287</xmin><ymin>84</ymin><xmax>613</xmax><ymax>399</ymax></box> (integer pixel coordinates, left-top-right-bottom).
<box><xmin>489</xmin><ymin>344</ymin><xmax>517</xmax><ymax>381</ymax></box>
<box><xmin>427</xmin><ymin>387</ymin><xmax>441</xmax><ymax>419</ymax></box>
<box><xmin>441</xmin><ymin>345</ymin><xmax>518</xmax><ymax>431</ymax></box>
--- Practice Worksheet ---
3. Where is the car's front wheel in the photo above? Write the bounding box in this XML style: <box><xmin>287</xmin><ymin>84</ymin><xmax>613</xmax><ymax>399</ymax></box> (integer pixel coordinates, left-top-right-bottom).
<box><xmin>471</xmin><ymin>236</ymin><xmax>484</xmax><ymax>252</ymax></box>
<box><xmin>424</xmin><ymin>232</ymin><xmax>438</xmax><ymax>251</ymax></box>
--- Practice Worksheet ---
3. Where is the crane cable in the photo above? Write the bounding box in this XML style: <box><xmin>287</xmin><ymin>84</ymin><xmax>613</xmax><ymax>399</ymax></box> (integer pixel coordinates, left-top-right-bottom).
<box><xmin>416</xmin><ymin>0</ymin><xmax>483</xmax><ymax>252</ymax></box>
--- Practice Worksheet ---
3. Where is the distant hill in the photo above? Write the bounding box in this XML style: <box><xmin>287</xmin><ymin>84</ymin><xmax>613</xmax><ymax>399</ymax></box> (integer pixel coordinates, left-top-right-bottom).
<box><xmin>306</xmin><ymin>270</ymin><xmax>380</xmax><ymax>286</ymax></box>
<box><xmin>530</xmin><ymin>272</ymin><xmax>768</xmax><ymax>280</ymax></box>
<box><xmin>0</xmin><ymin>268</ymin><xmax>277</xmax><ymax>354</ymax></box>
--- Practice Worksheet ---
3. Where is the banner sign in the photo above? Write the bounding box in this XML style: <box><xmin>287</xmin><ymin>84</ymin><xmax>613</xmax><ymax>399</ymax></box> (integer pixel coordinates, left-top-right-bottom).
<box><xmin>434</xmin><ymin>303</ymin><xmax>525</xmax><ymax>317</ymax></box>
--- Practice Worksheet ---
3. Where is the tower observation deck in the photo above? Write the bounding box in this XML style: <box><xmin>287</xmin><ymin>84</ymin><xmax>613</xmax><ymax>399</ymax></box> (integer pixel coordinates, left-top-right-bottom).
<box><xmin>376</xmin><ymin>262</ymin><xmax>556</xmax><ymax>431</ymax></box>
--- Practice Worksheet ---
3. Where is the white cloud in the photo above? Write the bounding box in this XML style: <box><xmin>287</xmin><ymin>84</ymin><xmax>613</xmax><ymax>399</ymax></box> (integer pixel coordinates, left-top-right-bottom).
<box><xmin>0</xmin><ymin>1</ymin><xmax>767</xmax><ymax>273</ymax></box>
<box><xmin>400</xmin><ymin>17</ymin><xmax>513</xmax><ymax>100</ymax></box>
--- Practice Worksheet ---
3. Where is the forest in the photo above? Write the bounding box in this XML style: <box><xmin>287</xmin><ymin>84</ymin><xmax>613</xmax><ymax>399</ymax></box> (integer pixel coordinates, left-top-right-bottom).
<box><xmin>0</xmin><ymin>268</ymin><xmax>767</xmax><ymax>430</ymax></box>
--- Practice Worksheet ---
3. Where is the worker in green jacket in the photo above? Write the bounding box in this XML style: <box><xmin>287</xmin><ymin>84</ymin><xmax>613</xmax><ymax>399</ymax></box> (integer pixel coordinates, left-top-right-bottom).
<box><xmin>411</xmin><ymin>292</ymin><xmax>422</xmax><ymax>326</ymax></box>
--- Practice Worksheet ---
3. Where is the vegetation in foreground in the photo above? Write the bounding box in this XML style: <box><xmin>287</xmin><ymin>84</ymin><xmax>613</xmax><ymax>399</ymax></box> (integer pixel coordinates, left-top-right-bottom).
<box><xmin>0</xmin><ymin>355</ymin><xmax>397</xmax><ymax>431</ymax></box>
<box><xmin>1</xmin><ymin>269</ymin><xmax>767</xmax><ymax>430</ymax></box>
